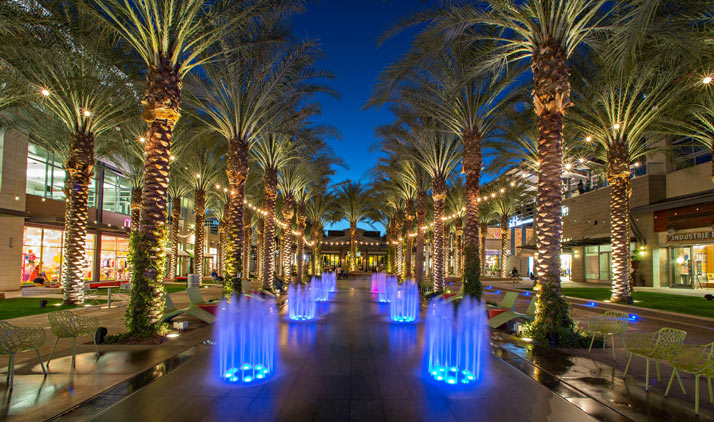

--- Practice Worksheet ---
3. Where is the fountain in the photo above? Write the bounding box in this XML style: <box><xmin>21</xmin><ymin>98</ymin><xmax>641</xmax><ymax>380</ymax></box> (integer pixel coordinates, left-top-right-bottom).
<box><xmin>377</xmin><ymin>274</ymin><xmax>397</xmax><ymax>303</ymax></box>
<box><xmin>311</xmin><ymin>275</ymin><xmax>330</xmax><ymax>302</ymax></box>
<box><xmin>214</xmin><ymin>295</ymin><xmax>277</xmax><ymax>383</ymax></box>
<box><xmin>388</xmin><ymin>279</ymin><xmax>419</xmax><ymax>322</ymax></box>
<box><xmin>370</xmin><ymin>272</ymin><xmax>379</xmax><ymax>293</ymax></box>
<box><xmin>324</xmin><ymin>272</ymin><xmax>337</xmax><ymax>293</ymax></box>
<box><xmin>288</xmin><ymin>283</ymin><xmax>317</xmax><ymax>321</ymax></box>
<box><xmin>425</xmin><ymin>295</ymin><xmax>488</xmax><ymax>386</ymax></box>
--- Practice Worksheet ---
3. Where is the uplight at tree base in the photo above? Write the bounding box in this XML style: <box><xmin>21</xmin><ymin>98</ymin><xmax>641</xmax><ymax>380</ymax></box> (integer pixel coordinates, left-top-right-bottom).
<box><xmin>425</xmin><ymin>296</ymin><xmax>488</xmax><ymax>386</ymax></box>
<box><xmin>288</xmin><ymin>283</ymin><xmax>317</xmax><ymax>321</ymax></box>
<box><xmin>214</xmin><ymin>295</ymin><xmax>277</xmax><ymax>384</ymax></box>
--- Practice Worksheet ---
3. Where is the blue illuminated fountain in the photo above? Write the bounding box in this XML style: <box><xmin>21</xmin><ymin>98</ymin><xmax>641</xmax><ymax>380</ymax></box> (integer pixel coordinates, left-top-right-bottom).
<box><xmin>311</xmin><ymin>275</ymin><xmax>330</xmax><ymax>302</ymax></box>
<box><xmin>325</xmin><ymin>272</ymin><xmax>337</xmax><ymax>293</ymax></box>
<box><xmin>425</xmin><ymin>296</ymin><xmax>488</xmax><ymax>385</ymax></box>
<box><xmin>215</xmin><ymin>295</ymin><xmax>277</xmax><ymax>384</ymax></box>
<box><xmin>288</xmin><ymin>283</ymin><xmax>317</xmax><ymax>321</ymax></box>
<box><xmin>377</xmin><ymin>274</ymin><xmax>397</xmax><ymax>303</ymax></box>
<box><xmin>389</xmin><ymin>279</ymin><xmax>419</xmax><ymax>322</ymax></box>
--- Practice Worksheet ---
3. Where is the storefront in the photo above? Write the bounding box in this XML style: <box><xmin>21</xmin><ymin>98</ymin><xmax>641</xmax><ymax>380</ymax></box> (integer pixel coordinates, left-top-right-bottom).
<box><xmin>560</xmin><ymin>252</ymin><xmax>572</xmax><ymax>282</ymax></box>
<box><xmin>664</xmin><ymin>231</ymin><xmax>714</xmax><ymax>289</ymax></box>
<box><xmin>21</xmin><ymin>224</ymin><xmax>128</xmax><ymax>287</ymax></box>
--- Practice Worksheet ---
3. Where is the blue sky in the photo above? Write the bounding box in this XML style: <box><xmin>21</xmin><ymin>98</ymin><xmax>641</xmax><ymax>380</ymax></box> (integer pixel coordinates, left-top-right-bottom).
<box><xmin>291</xmin><ymin>1</ymin><xmax>427</xmax><ymax>232</ymax></box>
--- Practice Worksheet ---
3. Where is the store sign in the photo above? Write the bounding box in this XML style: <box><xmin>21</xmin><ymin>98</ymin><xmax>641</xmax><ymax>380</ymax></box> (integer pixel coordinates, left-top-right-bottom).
<box><xmin>667</xmin><ymin>231</ymin><xmax>714</xmax><ymax>242</ymax></box>
<box><xmin>509</xmin><ymin>216</ymin><xmax>533</xmax><ymax>228</ymax></box>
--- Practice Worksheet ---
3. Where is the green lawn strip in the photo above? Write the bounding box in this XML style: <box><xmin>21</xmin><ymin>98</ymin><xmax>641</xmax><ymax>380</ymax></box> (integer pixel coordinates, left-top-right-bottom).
<box><xmin>93</xmin><ymin>284</ymin><xmax>187</xmax><ymax>295</ymax></box>
<box><xmin>0</xmin><ymin>298</ymin><xmax>107</xmax><ymax>320</ymax></box>
<box><xmin>561</xmin><ymin>288</ymin><xmax>714</xmax><ymax>318</ymax></box>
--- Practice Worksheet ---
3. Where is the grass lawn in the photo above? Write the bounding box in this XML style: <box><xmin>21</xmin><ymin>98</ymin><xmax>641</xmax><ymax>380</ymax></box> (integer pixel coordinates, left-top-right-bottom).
<box><xmin>95</xmin><ymin>284</ymin><xmax>188</xmax><ymax>295</ymax></box>
<box><xmin>561</xmin><ymin>288</ymin><xmax>714</xmax><ymax>318</ymax></box>
<box><xmin>0</xmin><ymin>298</ymin><xmax>107</xmax><ymax>320</ymax></box>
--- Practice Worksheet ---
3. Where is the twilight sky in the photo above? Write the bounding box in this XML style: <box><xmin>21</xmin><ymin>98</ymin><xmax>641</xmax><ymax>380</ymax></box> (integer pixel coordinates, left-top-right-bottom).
<box><xmin>292</xmin><ymin>1</ymin><xmax>429</xmax><ymax>232</ymax></box>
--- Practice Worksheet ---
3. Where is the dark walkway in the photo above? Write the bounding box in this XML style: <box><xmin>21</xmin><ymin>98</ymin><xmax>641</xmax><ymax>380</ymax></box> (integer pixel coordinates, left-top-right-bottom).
<box><xmin>84</xmin><ymin>278</ymin><xmax>596</xmax><ymax>422</ymax></box>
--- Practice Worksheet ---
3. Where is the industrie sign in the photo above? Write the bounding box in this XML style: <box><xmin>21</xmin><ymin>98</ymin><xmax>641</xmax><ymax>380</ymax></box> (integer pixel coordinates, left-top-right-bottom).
<box><xmin>667</xmin><ymin>231</ymin><xmax>714</xmax><ymax>242</ymax></box>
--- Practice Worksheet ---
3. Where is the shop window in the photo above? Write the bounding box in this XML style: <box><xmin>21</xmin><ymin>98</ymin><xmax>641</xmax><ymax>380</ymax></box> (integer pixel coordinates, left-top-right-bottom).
<box><xmin>21</xmin><ymin>226</ymin><xmax>94</xmax><ymax>286</ymax></box>
<box><xmin>100</xmin><ymin>235</ymin><xmax>130</xmax><ymax>281</ymax></box>
<box><xmin>585</xmin><ymin>246</ymin><xmax>599</xmax><ymax>280</ymax></box>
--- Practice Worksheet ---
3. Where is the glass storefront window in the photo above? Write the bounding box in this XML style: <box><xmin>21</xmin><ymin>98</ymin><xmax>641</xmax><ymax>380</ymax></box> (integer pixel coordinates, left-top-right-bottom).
<box><xmin>670</xmin><ymin>245</ymin><xmax>713</xmax><ymax>288</ymax></box>
<box><xmin>26</xmin><ymin>143</ymin><xmax>97</xmax><ymax>205</ymax></box>
<box><xmin>585</xmin><ymin>246</ymin><xmax>599</xmax><ymax>280</ymax></box>
<box><xmin>21</xmin><ymin>226</ymin><xmax>94</xmax><ymax>285</ymax></box>
<box><xmin>100</xmin><ymin>235</ymin><xmax>130</xmax><ymax>281</ymax></box>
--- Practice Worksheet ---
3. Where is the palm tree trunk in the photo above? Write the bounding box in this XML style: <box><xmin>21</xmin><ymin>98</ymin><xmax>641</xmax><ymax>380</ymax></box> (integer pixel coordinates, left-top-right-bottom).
<box><xmin>130</xmin><ymin>187</ymin><xmax>142</xmax><ymax>233</ymax></box>
<box><xmin>609</xmin><ymin>152</ymin><xmax>633</xmax><ymax>303</ymax></box>
<box><xmin>405</xmin><ymin>199</ymin><xmax>414</xmax><ymax>278</ymax></box>
<box><xmin>296</xmin><ymin>205</ymin><xmax>307</xmax><ymax>282</ymax></box>
<box><xmin>127</xmin><ymin>57</ymin><xmax>181</xmax><ymax>334</ymax></box>
<box><xmin>530</xmin><ymin>41</ymin><xmax>575</xmax><ymax>343</ymax></box>
<box><xmin>311</xmin><ymin>224</ymin><xmax>322</xmax><ymax>276</ymax></box>
<box><xmin>61</xmin><ymin>132</ymin><xmax>95</xmax><ymax>305</ymax></box>
<box><xmin>349</xmin><ymin>221</ymin><xmax>358</xmax><ymax>272</ymax></box>
<box><xmin>168</xmin><ymin>195</ymin><xmax>181</xmax><ymax>282</ymax></box>
<box><xmin>262</xmin><ymin>169</ymin><xmax>278</xmax><ymax>290</ymax></box>
<box><xmin>193</xmin><ymin>188</ymin><xmax>206</xmax><ymax>281</ymax></box>
<box><xmin>242</xmin><ymin>223</ymin><xmax>251</xmax><ymax>281</ymax></box>
<box><xmin>415</xmin><ymin>191</ymin><xmax>426</xmax><ymax>285</ymax></box>
<box><xmin>218</xmin><ymin>222</ymin><xmax>225</xmax><ymax>278</ymax></box>
<box><xmin>433</xmin><ymin>177</ymin><xmax>446</xmax><ymax>292</ymax></box>
<box><xmin>386</xmin><ymin>222</ymin><xmax>395</xmax><ymax>273</ymax></box>
<box><xmin>224</xmin><ymin>138</ymin><xmax>249</xmax><ymax>297</ymax></box>
<box><xmin>395</xmin><ymin>211</ymin><xmax>404</xmax><ymax>278</ymax></box>
<box><xmin>444</xmin><ymin>228</ymin><xmax>451</xmax><ymax>278</ymax></box>
<box><xmin>480</xmin><ymin>222</ymin><xmax>487</xmax><ymax>275</ymax></box>
<box><xmin>500</xmin><ymin>214</ymin><xmax>509</xmax><ymax>278</ymax></box>
<box><xmin>257</xmin><ymin>224</ymin><xmax>264</xmax><ymax>281</ymax></box>
<box><xmin>462</xmin><ymin>130</ymin><xmax>482</xmax><ymax>297</ymax></box>
<box><xmin>281</xmin><ymin>196</ymin><xmax>295</xmax><ymax>284</ymax></box>
<box><xmin>455</xmin><ymin>227</ymin><xmax>462</xmax><ymax>277</ymax></box>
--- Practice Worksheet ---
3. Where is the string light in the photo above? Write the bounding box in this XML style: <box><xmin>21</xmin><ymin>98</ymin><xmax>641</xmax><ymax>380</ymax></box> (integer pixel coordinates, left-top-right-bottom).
<box><xmin>585</xmin><ymin>136</ymin><xmax>592</xmax><ymax>142</ymax></box>
<box><xmin>703</xmin><ymin>76</ymin><xmax>712</xmax><ymax>85</ymax></box>
<box><xmin>613</xmin><ymin>123</ymin><xmax>621</xmax><ymax>130</ymax></box>
<box><xmin>139</xmin><ymin>137</ymin><xmax>146</xmax><ymax>143</ymax></box>
<box><xmin>83</xmin><ymin>110</ymin><xmax>91</xmax><ymax>117</ymax></box>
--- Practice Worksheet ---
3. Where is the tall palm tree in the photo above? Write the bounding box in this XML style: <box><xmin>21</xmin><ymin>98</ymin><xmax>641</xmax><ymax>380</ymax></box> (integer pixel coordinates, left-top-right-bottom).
<box><xmin>89</xmin><ymin>0</ymin><xmax>282</xmax><ymax>333</ymax></box>
<box><xmin>478</xmin><ymin>197</ymin><xmax>496</xmax><ymax>275</ymax></box>
<box><xmin>372</xmin><ymin>32</ymin><xmax>520</xmax><ymax>297</ymax></box>
<box><xmin>186</xmin><ymin>35</ymin><xmax>332</xmax><ymax>296</ymax></box>
<box><xmin>305</xmin><ymin>192</ymin><xmax>339</xmax><ymax>276</ymax></box>
<box><xmin>336</xmin><ymin>181</ymin><xmax>373</xmax><ymax>272</ymax></box>
<box><xmin>175</xmin><ymin>135</ymin><xmax>225</xmax><ymax>280</ymax></box>
<box><xmin>278</xmin><ymin>162</ymin><xmax>310</xmax><ymax>283</ymax></box>
<box><xmin>446</xmin><ymin>177</ymin><xmax>466</xmax><ymax>277</ymax></box>
<box><xmin>569</xmin><ymin>54</ymin><xmax>690</xmax><ymax>303</ymax></box>
<box><xmin>488</xmin><ymin>182</ymin><xmax>529</xmax><ymax>278</ymax></box>
<box><xmin>412</xmin><ymin>130</ymin><xmax>462</xmax><ymax>293</ymax></box>
<box><xmin>430</xmin><ymin>0</ymin><xmax>607</xmax><ymax>342</ymax></box>
<box><xmin>253</xmin><ymin>132</ymin><xmax>298</xmax><ymax>291</ymax></box>
<box><xmin>166</xmin><ymin>172</ymin><xmax>191</xmax><ymax>282</ymax></box>
<box><xmin>2</xmin><ymin>15</ymin><xmax>132</xmax><ymax>304</ymax></box>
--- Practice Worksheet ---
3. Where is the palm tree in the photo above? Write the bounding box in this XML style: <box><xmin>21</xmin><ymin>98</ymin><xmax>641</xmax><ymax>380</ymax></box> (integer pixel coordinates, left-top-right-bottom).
<box><xmin>278</xmin><ymin>163</ymin><xmax>310</xmax><ymax>283</ymax></box>
<box><xmin>446</xmin><ymin>177</ymin><xmax>466</xmax><ymax>277</ymax></box>
<box><xmin>186</xmin><ymin>35</ymin><xmax>332</xmax><ymax>296</ymax></box>
<box><xmin>88</xmin><ymin>0</ymin><xmax>283</xmax><ymax>333</ymax></box>
<box><xmin>2</xmin><ymin>15</ymin><xmax>132</xmax><ymax>305</ymax></box>
<box><xmin>412</xmin><ymin>131</ymin><xmax>462</xmax><ymax>293</ymax></box>
<box><xmin>478</xmin><ymin>198</ymin><xmax>496</xmax><ymax>275</ymax></box>
<box><xmin>175</xmin><ymin>135</ymin><xmax>225</xmax><ymax>280</ymax></box>
<box><xmin>569</xmin><ymin>54</ymin><xmax>690</xmax><ymax>303</ymax></box>
<box><xmin>253</xmin><ymin>132</ymin><xmax>298</xmax><ymax>291</ymax></box>
<box><xmin>488</xmin><ymin>182</ymin><xmax>529</xmax><ymax>278</ymax></box>
<box><xmin>428</xmin><ymin>0</ymin><xmax>608</xmax><ymax>342</ymax></box>
<box><xmin>372</xmin><ymin>32</ymin><xmax>521</xmax><ymax>297</ymax></box>
<box><xmin>305</xmin><ymin>192</ymin><xmax>339</xmax><ymax>276</ymax></box>
<box><xmin>336</xmin><ymin>181</ymin><xmax>373</xmax><ymax>272</ymax></box>
<box><xmin>166</xmin><ymin>172</ymin><xmax>191</xmax><ymax>282</ymax></box>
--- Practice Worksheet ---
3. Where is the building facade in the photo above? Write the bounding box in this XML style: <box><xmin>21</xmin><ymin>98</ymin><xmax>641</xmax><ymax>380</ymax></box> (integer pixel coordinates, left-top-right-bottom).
<box><xmin>0</xmin><ymin>128</ymin><xmax>220</xmax><ymax>292</ymax></box>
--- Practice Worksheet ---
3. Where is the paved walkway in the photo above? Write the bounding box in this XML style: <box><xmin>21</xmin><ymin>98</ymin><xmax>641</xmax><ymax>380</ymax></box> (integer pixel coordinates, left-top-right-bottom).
<box><xmin>77</xmin><ymin>277</ymin><xmax>600</xmax><ymax>422</ymax></box>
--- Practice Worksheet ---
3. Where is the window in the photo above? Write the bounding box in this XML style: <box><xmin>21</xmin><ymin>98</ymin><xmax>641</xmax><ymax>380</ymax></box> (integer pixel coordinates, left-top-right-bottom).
<box><xmin>102</xmin><ymin>170</ymin><xmax>131</xmax><ymax>214</ymax></box>
<box><xmin>99</xmin><ymin>235</ymin><xmax>129</xmax><ymax>281</ymax></box>
<box><xmin>585</xmin><ymin>246</ymin><xmax>599</xmax><ymax>280</ymax></box>
<box><xmin>21</xmin><ymin>226</ymin><xmax>94</xmax><ymax>285</ymax></box>
<box><xmin>26</xmin><ymin>143</ymin><xmax>97</xmax><ymax>206</ymax></box>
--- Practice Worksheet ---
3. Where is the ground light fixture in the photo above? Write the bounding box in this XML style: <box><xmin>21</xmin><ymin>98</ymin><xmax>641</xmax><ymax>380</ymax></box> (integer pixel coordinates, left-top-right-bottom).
<box><xmin>166</xmin><ymin>333</ymin><xmax>180</xmax><ymax>338</ymax></box>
